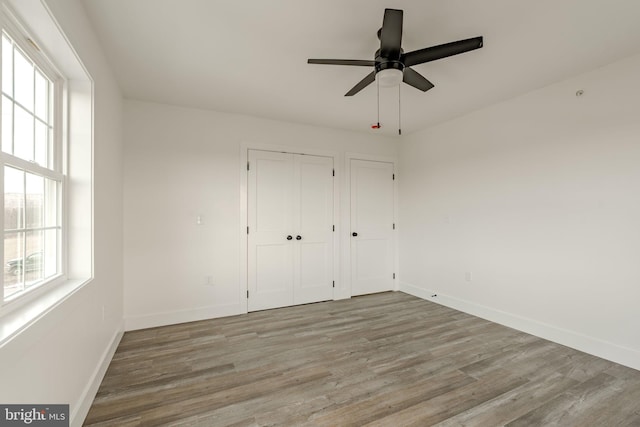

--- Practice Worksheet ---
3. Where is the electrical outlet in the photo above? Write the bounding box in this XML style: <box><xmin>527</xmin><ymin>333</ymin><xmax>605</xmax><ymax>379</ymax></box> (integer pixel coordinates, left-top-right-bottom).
<box><xmin>205</xmin><ymin>276</ymin><xmax>215</xmax><ymax>286</ymax></box>
<box><xmin>465</xmin><ymin>271</ymin><xmax>473</xmax><ymax>282</ymax></box>
<box><xmin>101</xmin><ymin>305</ymin><xmax>106</xmax><ymax>322</ymax></box>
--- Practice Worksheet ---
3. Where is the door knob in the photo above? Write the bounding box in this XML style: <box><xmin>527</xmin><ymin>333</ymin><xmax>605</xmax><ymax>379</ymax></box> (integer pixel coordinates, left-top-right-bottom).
<box><xmin>286</xmin><ymin>235</ymin><xmax>293</xmax><ymax>240</ymax></box>
<box><xmin>352</xmin><ymin>232</ymin><xmax>358</xmax><ymax>237</ymax></box>
<box><xmin>296</xmin><ymin>235</ymin><xmax>302</xmax><ymax>240</ymax></box>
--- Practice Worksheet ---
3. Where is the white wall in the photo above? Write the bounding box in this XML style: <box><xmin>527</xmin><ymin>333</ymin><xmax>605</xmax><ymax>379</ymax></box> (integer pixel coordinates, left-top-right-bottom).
<box><xmin>123</xmin><ymin>100</ymin><xmax>397</xmax><ymax>329</ymax></box>
<box><xmin>399</xmin><ymin>53</ymin><xmax>640</xmax><ymax>370</ymax></box>
<box><xmin>0</xmin><ymin>0</ymin><xmax>124</xmax><ymax>425</ymax></box>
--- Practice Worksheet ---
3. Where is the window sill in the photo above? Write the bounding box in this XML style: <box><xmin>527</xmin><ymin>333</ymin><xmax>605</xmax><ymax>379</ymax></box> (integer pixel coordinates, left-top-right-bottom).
<box><xmin>0</xmin><ymin>278</ymin><xmax>91</xmax><ymax>347</ymax></box>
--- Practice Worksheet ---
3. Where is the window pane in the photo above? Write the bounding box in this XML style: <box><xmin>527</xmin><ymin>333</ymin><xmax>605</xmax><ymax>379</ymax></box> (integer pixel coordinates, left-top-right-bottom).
<box><xmin>4</xmin><ymin>232</ymin><xmax>24</xmax><ymax>298</ymax></box>
<box><xmin>25</xmin><ymin>230</ymin><xmax>43</xmax><ymax>287</ymax></box>
<box><xmin>2</xmin><ymin>95</ymin><xmax>12</xmax><ymax>154</ymax></box>
<box><xmin>14</xmin><ymin>48</ymin><xmax>34</xmax><ymax>112</ymax></box>
<box><xmin>47</xmin><ymin>127</ymin><xmax>54</xmax><ymax>170</ymax></box>
<box><xmin>2</xmin><ymin>34</ymin><xmax>13</xmax><ymax>97</ymax></box>
<box><xmin>34</xmin><ymin>70</ymin><xmax>48</xmax><ymax>121</ymax></box>
<box><xmin>14</xmin><ymin>105</ymin><xmax>33</xmax><ymax>161</ymax></box>
<box><xmin>44</xmin><ymin>228</ymin><xmax>58</xmax><ymax>279</ymax></box>
<box><xmin>26</xmin><ymin>173</ymin><xmax>44</xmax><ymax>228</ymax></box>
<box><xmin>4</xmin><ymin>166</ymin><xmax>24</xmax><ymax>230</ymax></box>
<box><xmin>35</xmin><ymin>120</ymin><xmax>47</xmax><ymax>166</ymax></box>
<box><xmin>45</xmin><ymin>178</ymin><xmax>58</xmax><ymax>227</ymax></box>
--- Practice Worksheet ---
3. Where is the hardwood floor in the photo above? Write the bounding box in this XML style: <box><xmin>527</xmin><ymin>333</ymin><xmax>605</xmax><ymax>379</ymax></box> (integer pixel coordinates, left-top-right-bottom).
<box><xmin>84</xmin><ymin>292</ymin><xmax>640</xmax><ymax>426</ymax></box>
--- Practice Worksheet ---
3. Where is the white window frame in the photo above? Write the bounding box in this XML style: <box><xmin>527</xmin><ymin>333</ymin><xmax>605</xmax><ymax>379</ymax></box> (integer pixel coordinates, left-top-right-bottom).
<box><xmin>0</xmin><ymin>8</ymin><xmax>67</xmax><ymax>312</ymax></box>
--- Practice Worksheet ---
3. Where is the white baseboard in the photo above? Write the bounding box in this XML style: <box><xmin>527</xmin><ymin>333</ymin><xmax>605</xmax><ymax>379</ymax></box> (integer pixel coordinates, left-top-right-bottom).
<box><xmin>400</xmin><ymin>282</ymin><xmax>640</xmax><ymax>372</ymax></box>
<box><xmin>124</xmin><ymin>303</ymin><xmax>245</xmax><ymax>331</ymax></box>
<box><xmin>71</xmin><ymin>323</ymin><xmax>124</xmax><ymax>427</ymax></box>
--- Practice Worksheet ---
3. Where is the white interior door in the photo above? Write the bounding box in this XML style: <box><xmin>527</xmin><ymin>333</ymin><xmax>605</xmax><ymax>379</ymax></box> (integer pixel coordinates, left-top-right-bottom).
<box><xmin>294</xmin><ymin>154</ymin><xmax>334</xmax><ymax>305</ymax></box>
<box><xmin>350</xmin><ymin>159</ymin><xmax>395</xmax><ymax>296</ymax></box>
<box><xmin>248</xmin><ymin>150</ymin><xmax>295</xmax><ymax>311</ymax></box>
<box><xmin>248</xmin><ymin>150</ymin><xmax>333</xmax><ymax>311</ymax></box>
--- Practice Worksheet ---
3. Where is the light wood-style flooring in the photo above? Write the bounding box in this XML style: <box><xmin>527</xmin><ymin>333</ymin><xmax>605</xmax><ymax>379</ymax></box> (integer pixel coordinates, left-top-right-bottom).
<box><xmin>85</xmin><ymin>292</ymin><xmax>640</xmax><ymax>426</ymax></box>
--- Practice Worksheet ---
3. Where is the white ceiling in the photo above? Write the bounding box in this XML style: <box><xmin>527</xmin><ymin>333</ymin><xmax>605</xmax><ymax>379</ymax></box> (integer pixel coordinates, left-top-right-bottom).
<box><xmin>81</xmin><ymin>0</ymin><xmax>640</xmax><ymax>136</ymax></box>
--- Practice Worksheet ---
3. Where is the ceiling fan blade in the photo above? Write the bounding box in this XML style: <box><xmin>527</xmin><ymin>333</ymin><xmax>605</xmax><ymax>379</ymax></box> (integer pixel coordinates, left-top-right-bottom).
<box><xmin>308</xmin><ymin>59</ymin><xmax>375</xmax><ymax>66</ymax></box>
<box><xmin>379</xmin><ymin>9</ymin><xmax>403</xmax><ymax>59</ymax></box>
<box><xmin>403</xmin><ymin>68</ymin><xmax>434</xmax><ymax>92</ymax></box>
<box><xmin>402</xmin><ymin>36</ymin><xmax>483</xmax><ymax>67</ymax></box>
<box><xmin>345</xmin><ymin>71</ymin><xmax>376</xmax><ymax>96</ymax></box>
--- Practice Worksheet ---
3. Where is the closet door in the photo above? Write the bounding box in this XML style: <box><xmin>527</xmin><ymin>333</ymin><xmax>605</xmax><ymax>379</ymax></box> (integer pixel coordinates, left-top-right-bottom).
<box><xmin>294</xmin><ymin>154</ymin><xmax>334</xmax><ymax>305</ymax></box>
<box><xmin>248</xmin><ymin>150</ymin><xmax>295</xmax><ymax>311</ymax></box>
<box><xmin>350</xmin><ymin>159</ymin><xmax>395</xmax><ymax>296</ymax></box>
<box><xmin>248</xmin><ymin>150</ymin><xmax>334</xmax><ymax>311</ymax></box>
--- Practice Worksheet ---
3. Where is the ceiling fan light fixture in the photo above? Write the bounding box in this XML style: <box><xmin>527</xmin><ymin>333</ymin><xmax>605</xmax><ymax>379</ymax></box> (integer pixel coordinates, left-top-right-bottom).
<box><xmin>376</xmin><ymin>68</ymin><xmax>403</xmax><ymax>87</ymax></box>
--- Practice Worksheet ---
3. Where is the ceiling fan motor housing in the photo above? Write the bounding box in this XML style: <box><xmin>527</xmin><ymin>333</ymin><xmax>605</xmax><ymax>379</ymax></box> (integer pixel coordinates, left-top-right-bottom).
<box><xmin>375</xmin><ymin>60</ymin><xmax>404</xmax><ymax>73</ymax></box>
<box><xmin>374</xmin><ymin>46</ymin><xmax>405</xmax><ymax>87</ymax></box>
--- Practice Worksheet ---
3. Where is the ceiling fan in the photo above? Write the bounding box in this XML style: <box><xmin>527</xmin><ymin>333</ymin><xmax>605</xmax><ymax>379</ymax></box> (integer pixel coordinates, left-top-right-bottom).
<box><xmin>308</xmin><ymin>8</ymin><xmax>483</xmax><ymax>96</ymax></box>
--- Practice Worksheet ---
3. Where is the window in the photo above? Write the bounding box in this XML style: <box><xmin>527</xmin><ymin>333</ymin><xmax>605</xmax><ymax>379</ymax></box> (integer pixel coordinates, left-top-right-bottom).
<box><xmin>0</xmin><ymin>1</ymin><xmax>91</xmax><ymax>343</ymax></box>
<box><xmin>1</xmin><ymin>27</ymin><xmax>63</xmax><ymax>303</ymax></box>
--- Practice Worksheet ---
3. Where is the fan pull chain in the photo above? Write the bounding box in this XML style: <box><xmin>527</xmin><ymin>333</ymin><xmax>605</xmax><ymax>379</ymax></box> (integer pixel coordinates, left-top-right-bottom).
<box><xmin>371</xmin><ymin>78</ymin><xmax>381</xmax><ymax>129</ymax></box>
<box><xmin>376</xmin><ymin>78</ymin><xmax>381</xmax><ymax>129</ymax></box>
<box><xmin>398</xmin><ymin>84</ymin><xmax>402</xmax><ymax>136</ymax></box>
